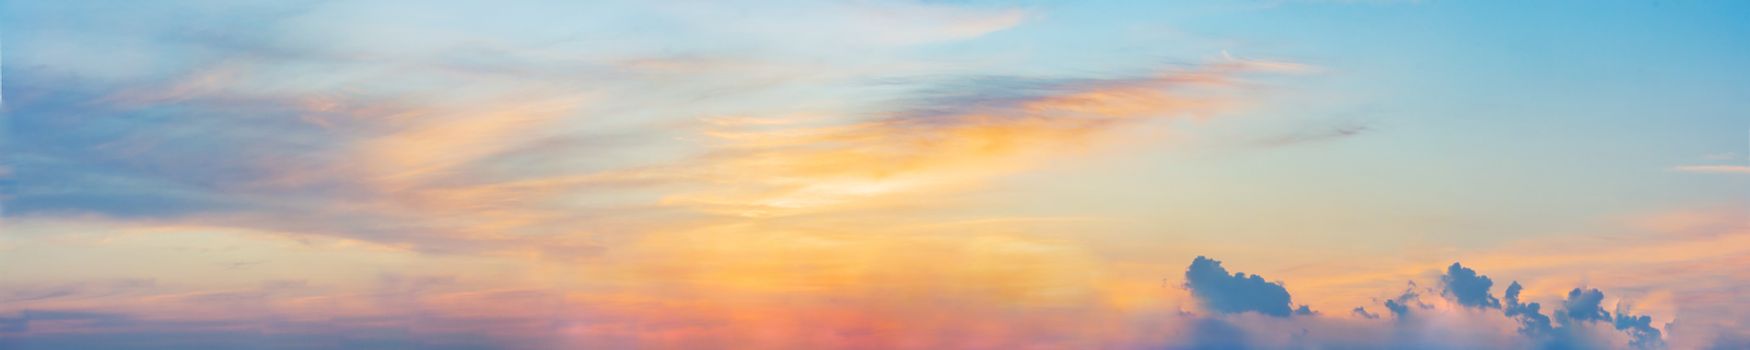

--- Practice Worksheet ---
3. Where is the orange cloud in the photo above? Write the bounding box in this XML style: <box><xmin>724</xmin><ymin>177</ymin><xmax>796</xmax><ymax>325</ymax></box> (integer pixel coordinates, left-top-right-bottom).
<box><xmin>3</xmin><ymin>60</ymin><xmax>1322</xmax><ymax>348</ymax></box>
<box><xmin>663</xmin><ymin>64</ymin><xmax>1283</xmax><ymax>218</ymax></box>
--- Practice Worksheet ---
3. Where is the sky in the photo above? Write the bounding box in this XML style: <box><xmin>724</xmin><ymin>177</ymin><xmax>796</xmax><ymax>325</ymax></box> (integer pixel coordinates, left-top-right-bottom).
<box><xmin>1</xmin><ymin>1</ymin><xmax>1747</xmax><ymax>349</ymax></box>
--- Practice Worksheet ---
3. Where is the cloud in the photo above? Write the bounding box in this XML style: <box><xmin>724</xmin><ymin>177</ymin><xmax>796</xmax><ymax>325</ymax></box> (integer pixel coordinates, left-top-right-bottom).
<box><xmin>1312</xmin><ymin>262</ymin><xmax>1675</xmax><ymax>349</ymax></box>
<box><xmin>3</xmin><ymin>279</ymin><xmax>159</xmax><ymax>303</ymax></box>
<box><xmin>664</xmin><ymin>63</ymin><xmax>1282</xmax><ymax>218</ymax></box>
<box><xmin>0</xmin><ymin>252</ymin><xmax>1701</xmax><ymax>349</ymax></box>
<box><xmin>1504</xmin><ymin>283</ymin><xmax>1669</xmax><ymax>349</ymax></box>
<box><xmin>2</xmin><ymin>2</ymin><xmax>1738</xmax><ymax>349</ymax></box>
<box><xmin>1383</xmin><ymin>298</ymin><xmax>1410</xmax><ymax>318</ymax></box>
<box><xmin>0</xmin><ymin>0</ymin><xmax>1058</xmax><ymax>257</ymax></box>
<box><xmin>1439</xmin><ymin>262</ymin><xmax>1501</xmax><ymax>309</ymax></box>
<box><xmin>0</xmin><ymin>310</ymin><xmax>137</xmax><ymax>333</ymax></box>
<box><xmin>1559</xmin><ymin>288</ymin><xmax>1612</xmax><ymax>324</ymax></box>
<box><xmin>1183</xmin><ymin>256</ymin><xmax>1307</xmax><ymax>317</ymax></box>
<box><xmin>1503</xmin><ymin>281</ymin><xmax>1553</xmax><ymax>336</ymax></box>
<box><xmin>1671</xmin><ymin>165</ymin><xmax>1750</xmax><ymax>174</ymax></box>
<box><xmin>1255</xmin><ymin>122</ymin><xmax>1370</xmax><ymax>147</ymax></box>
<box><xmin>3</xmin><ymin>0</ymin><xmax>1290</xmax><ymax>256</ymax></box>
<box><xmin>652</xmin><ymin>1</ymin><xmax>1030</xmax><ymax>47</ymax></box>
<box><xmin>1378</xmin><ymin>282</ymin><xmax>1431</xmax><ymax>320</ymax></box>
<box><xmin>1521</xmin><ymin>288</ymin><xmax>1666</xmax><ymax>349</ymax></box>
<box><xmin>1615</xmin><ymin>304</ymin><xmax>1667</xmax><ymax>349</ymax></box>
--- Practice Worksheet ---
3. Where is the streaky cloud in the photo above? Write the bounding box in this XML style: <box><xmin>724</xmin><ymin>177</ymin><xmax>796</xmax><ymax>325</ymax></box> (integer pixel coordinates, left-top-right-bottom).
<box><xmin>1255</xmin><ymin>122</ymin><xmax>1371</xmax><ymax>148</ymax></box>
<box><xmin>1671</xmin><ymin>165</ymin><xmax>1750</xmax><ymax>174</ymax></box>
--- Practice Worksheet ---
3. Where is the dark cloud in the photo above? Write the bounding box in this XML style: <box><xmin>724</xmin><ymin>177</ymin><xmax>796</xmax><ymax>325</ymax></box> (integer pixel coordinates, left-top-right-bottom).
<box><xmin>0</xmin><ymin>72</ymin><xmax>393</xmax><ymax>242</ymax></box>
<box><xmin>1382</xmin><ymin>282</ymin><xmax>1430</xmax><ymax>320</ymax></box>
<box><xmin>1255</xmin><ymin>122</ymin><xmax>1371</xmax><ymax>147</ymax></box>
<box><xmin>877</xmin><ymin>61</ymin><xmax>1254</xmax><ymax>128</ymax></box>
<box><xmin>1351</xmin><ymin>307</ymin><xmax>1380</xmax><ymax>319</ymax></box>
<box><xmin>1559</xmin><ymin>288</ymin><xmax>1612</xmax><ymax>324</ymax></box>
<box><xmin>880</xmin><ymin>74</ymin><xmax>1073</xmax><ymax>121</ymax></box>
<box><xmin>1614</xmin><ymin>305</ymin><xmax>1667</xmax><ymax>349</ymax></box>
<box><xmin>1503</xmin><ymin>281</ymin><xmax>1554</xmax><ymax>336</ymax></box>
<box><xmin>1349</xmin><ymin>263</ymin><xmax>1671</xmax><ymax>349</ymax></box>
<box><xmin>1440</xmin><ymin>262</ymin><xmax>1501</xmax><ymax>309</ymax></box>
<box><xmin>1504</xmin><ymin>280</ymin><xmax>1668</xmax><ymax>349</ymax></box>
<box><xmin>1183</xmin><ymin>256</ymin><xmax>1301</xmax><ymax>317</ymax></box>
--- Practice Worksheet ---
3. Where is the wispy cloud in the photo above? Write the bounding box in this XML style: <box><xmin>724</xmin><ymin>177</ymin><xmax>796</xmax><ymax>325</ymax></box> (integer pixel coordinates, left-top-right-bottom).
<box><xmin>6</xmin><ymin>1</ymin><xmax>1746</xmax><ymax>349</ymax></box>
<box><xmin>0</xmin><ymin>0</ymin><xmax>1063</xmax><ymax>256</ymax></box>
<box><xmin>1671</xmin><ymin>165</ymin><xmax>1750</xmax><ymax>174</ymax></box>
<box><xmin>664</xmin><ymin>63</ymin><xmax>1292</xmax><ymax>217</ymax></box>
<box><xmin>1255</xmin><ymin>122</ymin><xmax>1371</xmax><ymax>147</ymax></box>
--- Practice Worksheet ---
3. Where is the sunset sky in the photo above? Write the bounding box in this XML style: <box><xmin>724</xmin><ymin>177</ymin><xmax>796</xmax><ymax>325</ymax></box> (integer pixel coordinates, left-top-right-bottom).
<box><xmin>2</xmin><ymin>1</ymin><xmax>1747</xmax><ymax>349</ymax></box>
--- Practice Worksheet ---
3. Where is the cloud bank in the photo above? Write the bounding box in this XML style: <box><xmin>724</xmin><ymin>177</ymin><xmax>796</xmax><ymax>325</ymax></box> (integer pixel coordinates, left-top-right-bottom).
<box><xmin>1163</xmin><ymin>257</ymin><xmax>1689</xmax><ymax>349</ymax></box>
<box><xmin>0</xmin><ymin>253</ymin><xmax>1729</xmax><ymax>349</ymax></box>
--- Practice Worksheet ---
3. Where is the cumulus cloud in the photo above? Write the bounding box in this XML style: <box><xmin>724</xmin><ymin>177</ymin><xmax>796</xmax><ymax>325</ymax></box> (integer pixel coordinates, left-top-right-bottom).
<box><xmin>1439</xmin><ymin>262</ymin><xmax>1501</xmax><ymax>309</ymax></box>
<box><xmin>1615</xmin><ymin>304</ymin><xmax>1667</xmax><ymax>349</ymax></box>
<box><xmin>1381</xmin><ymin>282</ymin><xmax>1431</xmax><ymax>320</ymax></box>
<box><xmin>1504</xmin><ymin>287</ymin><xmax>1659</xmax><ymax>350</ymax></box>
<box><xmin>1559</xmin><ymin>288</ymin><xmax>1612</xmax><ymax>324</ymax></box>
<box><xmin>2</xmin><ymin>254</ymin><xmax>1696</xmax><ymax>349</ymax></box>
<box><xmin>1503</xmin><ymin>281</ymin><xmax>1554</xmax><ymax>336</ymax></box>
<box><xmin>1310</xmin><ymin>262</ymin><xmax>1674</xmax><ymax>349</ymax></box>
<box><xmin>1183</xmin><ymin>256</ymin><xmax>1308</xmax><ymax>317</ymax></box>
